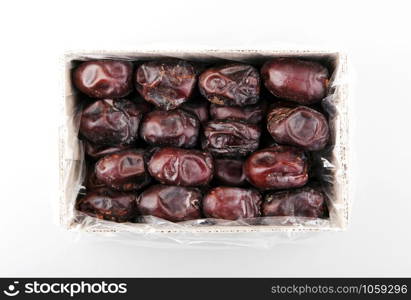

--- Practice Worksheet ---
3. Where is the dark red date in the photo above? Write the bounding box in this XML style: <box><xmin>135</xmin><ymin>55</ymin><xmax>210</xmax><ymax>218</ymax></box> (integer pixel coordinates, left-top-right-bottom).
<box><xmin>136</xmin><ymin>184</ymin><xmax>202</xmax><ymax>222</ymax></box>
<box><xmin>244</xmin><ymin>146</ymin><xmax>309</xmax><ymax>190</ymax></box>
<box><xmin>95</xmin><ymin>149</ymin><xmax>150</xmax><ymax>191</ymax></box>
<box><xmin>261</xmin><ymin>58</ymin><xmax>329</xmax><ymax>105</ymax></box>
<box><xmin>210</xmin><ymin>103</ymin><xmax>263</xmax><ymax>124</ymax></box>
<box><xmin>135</xmin><ymin>60</ymin><xmax>197</xmax><ymax>110</ymax></box>
<box><xmin>180</xmin><ymin>98</ymin><xmax>209</xmax><ymax>125</ymax></box>
<box><xmin>199</xmin><ymin>64</ymin><xmax>260</xmax><ymax>106</ymax></box>
<box><xmin>263</xmin><ymin>187</ymin><xmax>325</xmax><ymax>218</ymax></box>
<box><xmin>77</xmin><ymin>188</ymin><xmax>137</xmax><ymax>222</ymax></box>
<box><xmin>148</xmin><ymin>147</ymin><xmax>213</xmax><ymax>186</ymax></box>
<box><xmin>73</xmin><ymin>60</ymin><xmax>133</xmax><ymax>99</ymax></box>
<box><xmin>140</xmin><ymin>109</ymin><xmax>199</xmax><ymax>148</ymax></box>
<box><xmin>203</xmin><ymin>187</ymin><xmax>262</xmax><ymax>220</ymax></box>
<box><xmin>202</xmin><ymin>121</ymin><xmax>261</xmax><ymax>157</ymax></box>
<box><xmin>214</xmin><ymin>158</ymin><xmax>246</xmax><ymax>186</ymax></box>
<box><xmin>267</xmin><ymin>106</ymin><xmax>329</xmax><ymax>151</ymax></box>
<box><xmin>79</xmin><ymin>99</ymin><xmax>142</xmax><ymax>146</ymax></box>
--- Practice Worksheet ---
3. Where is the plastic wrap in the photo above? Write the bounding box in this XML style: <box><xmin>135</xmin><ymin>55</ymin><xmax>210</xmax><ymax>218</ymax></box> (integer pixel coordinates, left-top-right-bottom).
<box><xmin>59</xmin><ymin>50</ymin><xmax>352</xmax><ymax>248</ymax></box>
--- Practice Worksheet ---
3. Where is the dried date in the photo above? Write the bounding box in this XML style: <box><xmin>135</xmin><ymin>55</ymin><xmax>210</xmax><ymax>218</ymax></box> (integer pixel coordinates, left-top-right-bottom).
<box><xmin>262</xmin><ymin>187</ymin><xmax>325</xmax><ymax>218</ymax></box>
<box><xmin>261</xmin><ymin>58</ymin><xmax>329</xmax><ymax>105</ymax></box>
<box><xmin>140</xmin><ymin>109</ymin><xmax>199</xmax><ymax>148</ymax></box>
<box><xmin>202</xmin><ymin>121</ymin><xmax>261</xmax><ymax>157</ymax></box>
<box><xmin>244</xmin><ymin>145</ymin><xmax>309</xmax><ymax>190</ymax></box>
<box><xmin>148</xmin><ymin>147</ymin><xmax>213</xmax><ymax>187</ymax></box>
<box><xmin>79</xmin><ymin>99</ymin><xmax>142</xmax><ymax>146</ymax></box>
<box><xmin>199</xmin><ymin>64</ymin><xmax>260</xmax><ymax>106</ymax></box>
<box><xmin>76</xmin><ymin>188</ymin><xmax>137</xmax><ymax>222</ymax></box>
<box><xmin>95</xmin><ymin>149</ymin><xmax>150</xmax><ymax>191</ymax></box>
<box><xmin>203</xmin><ymin>187</ymin><xmax>262</xmax><ymax>220</ymax></box>
<box><xmin>267</xmin><ymin>106</ymin><xmax>329</xmax><ymax>151</ymax></box>
<box><xmin>136</xmin><ymin>184</ymin><xmax>202</xmax><ymax>222</ymax></box>
<box><xmin>135</xmin><ymin>60</ymin><xmax>197</xmax><ymax>110</ymax></box>
<box><xmin>73</xmin><ymin>60</ymin><xmax>133</xmax><ymax>99</ymax></box>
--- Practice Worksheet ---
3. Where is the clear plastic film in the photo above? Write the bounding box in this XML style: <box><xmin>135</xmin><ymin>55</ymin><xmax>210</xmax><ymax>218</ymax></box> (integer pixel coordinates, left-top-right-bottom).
<box><xmin>59</xmin><ymin>50</ymin><xmax>353</xmax><ymax>248</ymax></box>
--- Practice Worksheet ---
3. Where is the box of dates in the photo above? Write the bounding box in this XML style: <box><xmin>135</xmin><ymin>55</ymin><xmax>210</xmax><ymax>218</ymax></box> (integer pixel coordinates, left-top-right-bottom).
<box><xmin>59</xmin><ymin>50</ymin><xmax>351</xmax><ymax>240</ymax></box>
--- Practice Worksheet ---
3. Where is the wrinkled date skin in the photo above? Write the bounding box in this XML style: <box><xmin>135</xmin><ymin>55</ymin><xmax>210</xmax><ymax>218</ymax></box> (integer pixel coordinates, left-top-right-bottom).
<box><xmin>84</xmin><ymin>141</ymin><xmax>132</xmax><ymax>159</ymax></box>
<box><xmin>267</xmin><ymin>106</ymin><xmax>329</xmax><ymax>151</ymax></box>
<box><xmin>202</xmin><ymin>121</ymin><xmax>261</xmax><ymax>157</ymax></box>
<box><xmin>263</xmin><ymin>187</ymin><xmax>325</xmax><ymax>218</ymax></box>
<box><xmin>148</xmin><ymin>147</ymin><xmax>213</xmax><ymax>186</ymax></box>
<box><xmin>203</xmin><ymin>187</ymin><xmax>262</xmax><ymax>220</ymax></box>
<box><xmin>137</xmin><ymin>184</ymin><xmax>202</xmax><ymax>222</ymax></box>
<box><xmin>261</xmin><ymin>58</ymin><xmax>329</xmax><ymax>105</ymax></box>
<box><xmin>214</xmin><ymin>158</ymin><xmax>246</xmax><ymax>186</ymax></box>
<box><xmin>140</xmin><ymin>109</ymin><xmax>199</xmax><ymax>148</ymax></box>
<box><xmin>80</xmin><ymin>99</ymin><xmax>142</xmax><ymax>146</ymax></box>
<box><xmin>73</xmin><ymin>60</ymin><xmax>133</xmax><ymax>99</ymax></box>
<box><xmin>180</xmin><ymin>99</ymin><xmax>210</xmax><ymax>125</ymax></box>
<box><xmin>77</xmin><ymin>188</ymin><xmax>137</xmax><ymax>222</ymax></box>
<box><xmin>135</xmin><ymin>60</ymin><xmax>197</xmax><ymax>110</ymax></box>
<box><xmin>210</xmin><ymin>103</ymin><xmax>263</xmax><ymax>124</ymax></box>
<box><xmin>95</xmin><ymin>149</ymin><xmax>150</xmax><ymax>191</ymax></box>
<box><xmin>84</xmin><ymin>163</ymin><xmax>106</xmax><ymax>190</ymax></box>
<box><xmin>244</xmin><ymin>146</ymin><xmax>309</xmax><ymax>190</ymax></box>
<box><xmin>199</xmin><ymin>64</ymin><xmax>260</xmax><ymax>106</ymax></box>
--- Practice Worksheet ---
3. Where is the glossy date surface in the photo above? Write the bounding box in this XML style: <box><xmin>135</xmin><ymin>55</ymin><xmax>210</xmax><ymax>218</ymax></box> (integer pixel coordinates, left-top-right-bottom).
<box><xmin>267</xmin><ymin>106</ymin><xmax>329</xmax><ymax>151</ymax></box>
<box><xmin>135</xmin><ymin>60</ymin><xmax>197</xmax><ymax>110</ymax></box>
<box><xmin>199</xmin><ymin>64</ymin><xmax>260</xmax><ymax>106</ymax></box>
<box><xmin>84</xmin><ymin>141</ymin><xmax>132</xmax><ymax>159</ymax></box>
<box><xmin>202</xmin><ymin>121</ymin><xmax>261</xmax><ymax>156</ymax></box>
<box><xmin>80</xmin><ymin>99</ymin><xmax>142</xmax><ymax>146</ymax></box>
<box><xmin>140</xmin><ymin>109</ymin><xmax>199</xmax><ymax>148</ymax></box>
<box><xmin>261</xmin><ymin>58</ymin><xmax>329</xmax><ymax>105</ymax></box>
<box><xmin>263</xmin><ymin>187</ymin><xmax>325</xmax><ymax>217</ymax></box>
<box><xmin>136</xmin><ymin>184</ymin><xmax>202</xmax><ymax>222</ymax></box>
<box><xmin>244</xmin><ymin>146</ymin><xmax>309</xmax><ymax>190</ymax></box>
<box><xmin>77</xmin><ymin>188</ymin><xmax>137</xmax><ymax>222</ymax></box>
<box><xmin>214</xmin><ymin>158</ymin><xmax>246</xmax><ymax>186</ymax></box>
<box><xmin>210</xmin><ymin>103</ymin><xmax>264</xmax><ymax>124</ymax></box>
<box><xmin>73</xmin><ymin>60</ymin><xmax>133</xmax><ymax>99</ymax></box>
<box><xmin>203</xmin><ymin>187</ymin><xmax>262</xmax><ymax>220</ymax></box>
<box><xmin>148</xmin><ymin>147</ymin><xmax>214</xmax><ymax>186</ymax></box>
<box><xmin>95</xmin><ymin>149</ymin><xmax>150</xmax><ymax>191</ymax></box>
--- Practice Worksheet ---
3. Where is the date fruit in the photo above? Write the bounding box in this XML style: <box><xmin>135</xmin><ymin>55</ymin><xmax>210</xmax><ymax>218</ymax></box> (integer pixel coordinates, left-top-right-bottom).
<box><xmin>80</xmin><ymin>99</ymin><xmax>142</xmax><ymax>146</ymax></box>
<box><xmin>148</xmin><ymin>147</ymin><xmax>213</xmax><ymax>186</ymax></box>
<box><xmin>136</xmin><ymin>184</ymin><xmax>202</xmax><ymax>222</ymax></box>
<box><xmin>214</xmin><ymin>158</ymin><xmax>246</xmax><ymax>186</ymax></box>
<box><xmin>77</xmin><ymin>188</ymin><xmax>137</xmax><ymax>222</ymax></box>
<box><xmin>263</xmin><ymin>187</ymin><xmax>325</xmax><ymax>218</ymax></box>
<box><xmin>261</xmin><ymin>58</ymin><xmax>329</xmax><ymax>105</ymax></box>
<box><xmin>267</xmin><ymin>106</ymin><xmax>329</xmax><ymax>151</ymax></box>
<box><xmin>95</xmin><ymin>149</ymin><xmax>150</xmax><ymax>191</ymax></box>
<box><xmin>210</xmin><ymin>103</ymin><xmax>263</xmax><ymax>124</ymax></box>
<box><xmin>135</xmin><ymin>60</ymin><xmax>197</xmax><ymax>110</ymax></box>
<box><xmin>73</xmin><ymin>60</ymin><xmax>133</xmax><ymax>98</ymax></box>
<box><xmin>199</xmin><ymin>64</ymin><xmax>260</xmax><ymax>106</ymax></box>
<box><xmin>244</xmin><ymin>146</ymin><xmax>309</xmax><ymax>190</ymax></box>
<box><xmin>203</xmin><ymin>187</ymin><xmax>262</xmax><ymax>220</ymax></box>
<box><xmin>180</xmin><ymin>99</ymin><xmax>209</xmax><ymax>125</ymax></box>
<box><xmin>202</xmin><ymin>121</ymin><xmax>261</xmax><ymax>157</ymax></box>
<box><xmin>140</xmin><ymin>109</ymin><xmax>199</xmax><ymax>148</ymax></box>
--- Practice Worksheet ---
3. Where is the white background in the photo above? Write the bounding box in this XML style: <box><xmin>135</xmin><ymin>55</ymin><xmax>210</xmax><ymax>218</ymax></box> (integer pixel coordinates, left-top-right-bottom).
<box><xmin>0</xmin><ymin>0</ymin><xmax>410</xmax><ymax>277</ymax></box>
